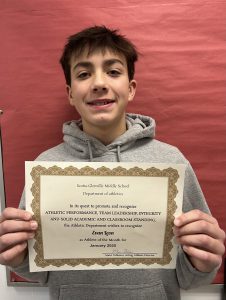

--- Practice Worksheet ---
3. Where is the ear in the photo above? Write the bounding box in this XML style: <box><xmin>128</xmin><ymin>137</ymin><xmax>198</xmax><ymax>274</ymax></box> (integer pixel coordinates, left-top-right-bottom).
<box><xmin>66</xmin><ymin>85</ymin><xmax>73</xmax><ymax>105</ymax></box>
<box><xmin>128</xmin><ymin>80</ymin><xmax>137</xmax><ymax>102</ymax></box>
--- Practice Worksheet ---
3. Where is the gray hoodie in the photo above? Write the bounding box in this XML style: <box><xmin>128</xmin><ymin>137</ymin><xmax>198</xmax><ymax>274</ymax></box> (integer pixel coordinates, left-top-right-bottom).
<box><xmin>13</xmin><ymin>113</ymin><xmax>217</xmax><ymax>300</ymax></box>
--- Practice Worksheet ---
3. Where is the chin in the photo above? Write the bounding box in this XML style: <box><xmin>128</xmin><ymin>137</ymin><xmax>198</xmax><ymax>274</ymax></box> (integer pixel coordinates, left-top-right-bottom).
<box><xmin>92</xmin><ymin>116</ymin><xmax>115</xmax><ymax>124</ymax></box>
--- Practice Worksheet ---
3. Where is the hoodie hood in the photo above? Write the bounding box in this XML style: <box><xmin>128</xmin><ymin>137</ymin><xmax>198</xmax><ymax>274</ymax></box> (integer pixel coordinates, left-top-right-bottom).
<box><xmin>63</xmin><ymin>113</ymin><xmax>155</xmax><ymax>161</ymax></box>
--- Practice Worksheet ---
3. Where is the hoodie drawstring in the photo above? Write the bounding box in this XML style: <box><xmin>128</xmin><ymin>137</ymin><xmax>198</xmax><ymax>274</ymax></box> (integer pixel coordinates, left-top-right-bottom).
<box><xmin>87</xmin><ymin>140</ymin><xmax>122</xmax><ymax>162</ymax></box>
<box><xmin>117</xmin><ymin>145</ymin><xmax>122</xmax><ymax>162</ymax></box>
<box><xmin>87</xmin><ymin>140</ymin><xmax>94</xmax><ymax>162</ymax></box>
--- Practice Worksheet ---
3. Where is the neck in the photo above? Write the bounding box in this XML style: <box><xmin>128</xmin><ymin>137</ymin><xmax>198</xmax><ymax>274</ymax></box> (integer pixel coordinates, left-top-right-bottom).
<box><xmin>83</xmin><ymin>121</ymin><xmax>127</xmax><ymax>145</ymax></box>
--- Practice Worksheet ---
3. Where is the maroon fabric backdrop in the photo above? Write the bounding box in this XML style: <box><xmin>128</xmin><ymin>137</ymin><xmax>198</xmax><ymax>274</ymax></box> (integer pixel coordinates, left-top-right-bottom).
<box><xmin>0</xmin><ymin>0</ymin><xmax>225</xmax><ymax>284</ymax></box>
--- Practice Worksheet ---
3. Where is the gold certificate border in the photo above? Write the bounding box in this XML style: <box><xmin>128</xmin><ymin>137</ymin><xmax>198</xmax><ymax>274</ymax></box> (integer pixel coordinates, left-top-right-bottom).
<box><xmin>30</xmin><ymin>165</ymin><xmax>179</xmax><ymax>268</ymax></box>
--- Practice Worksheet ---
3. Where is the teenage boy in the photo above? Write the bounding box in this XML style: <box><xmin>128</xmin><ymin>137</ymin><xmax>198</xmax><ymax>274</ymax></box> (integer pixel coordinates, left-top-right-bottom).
<box><xmin>0</xmin><ymin>26</ymin><xmax>225</xmax><ymax>300</ymax></box>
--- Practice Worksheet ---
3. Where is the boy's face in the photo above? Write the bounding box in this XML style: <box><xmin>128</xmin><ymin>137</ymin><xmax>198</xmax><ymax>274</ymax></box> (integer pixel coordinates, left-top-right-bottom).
<box><xmin>67</xmin><ymin>49</ymin><xmax>136</xmax><ymax>138</ymax></box>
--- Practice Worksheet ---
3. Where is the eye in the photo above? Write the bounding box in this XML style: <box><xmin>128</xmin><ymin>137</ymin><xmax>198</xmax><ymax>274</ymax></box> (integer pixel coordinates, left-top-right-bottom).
<box><xmin>77</xmin><ymin>71</ymin><xmax>90</xmax><ymax>80</ymax></box>
<box><xmin>108</xmin><ymin>69</ymin><xmax>121</xmax><ymax>77</ymax></box>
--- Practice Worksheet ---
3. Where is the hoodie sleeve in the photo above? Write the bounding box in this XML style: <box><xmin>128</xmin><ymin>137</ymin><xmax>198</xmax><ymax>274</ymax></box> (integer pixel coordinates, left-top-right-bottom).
<box><xmin>176</xmin><ymin>163</ymin><xmax>218</xmax><ymax>289</ymax></box>
<box><xmin>10</xmin><ymin>190</ymin><xmax>49</xmax><ymax>285</ymax></box>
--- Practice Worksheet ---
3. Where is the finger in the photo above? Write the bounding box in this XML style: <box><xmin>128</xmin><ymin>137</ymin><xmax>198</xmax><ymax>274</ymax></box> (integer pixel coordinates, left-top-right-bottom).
<box><xmin>0</xmin><ymin>242</ymin><xmax>27</xmax><ymax>266</ymax></box>
<box><xmin>0</xmin><ymin>208</ymin><xmax>32</xmax><ymax>223</ymax></box>
<box><xmin>174</xmin><ymin>210</ymin><xmax>217</xmax><ymax>227</ymax></box>
<box><xmin>0</xmin><ymin>219</ymin><xmax>38</xmax><ymax>236</ymax></box>
<box><xmin>173</xmin><ymin>220</ymin><xmax>226</xmax><ymax>240</ymax></box>
<box><xmin>0</xmin><ymin>231</ymin><xmax>35</xmax><ymax>252</ymax></box>
<box><xmin>182</xmin><ymin>245</ymin><xmax>223</xmax><ymax>271</ymax></box>
<box><xmin>176</xmin><ymin>234</ymin><xmax>225</xmax><ymax>256</ymax></box>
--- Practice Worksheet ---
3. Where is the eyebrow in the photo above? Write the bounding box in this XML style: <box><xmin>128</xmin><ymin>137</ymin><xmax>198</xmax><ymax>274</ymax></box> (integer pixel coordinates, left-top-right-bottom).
<box><xmin>72</xmin><ymin>59</ymin><xmax>125</xmax><ymax>71</ymax></box>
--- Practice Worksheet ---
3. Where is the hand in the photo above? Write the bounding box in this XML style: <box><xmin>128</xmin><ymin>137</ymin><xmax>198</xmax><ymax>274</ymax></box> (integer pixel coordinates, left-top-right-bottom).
<box><xmin>0</xmin><ymin>207</ymin><xmax>38</xmax><ymax>267</ymax></box>
<box><xmin>174</xmin><ymin>209</ymin><xmax>225</xmax><ymax>273</ymax></box>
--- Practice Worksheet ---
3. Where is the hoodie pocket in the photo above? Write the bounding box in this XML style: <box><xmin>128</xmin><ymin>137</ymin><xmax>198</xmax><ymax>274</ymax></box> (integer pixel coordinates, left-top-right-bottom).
<box><xmin>59</xmin><ymin>282</ymin><xmax>167</xmax><ymax>300</ymax></box>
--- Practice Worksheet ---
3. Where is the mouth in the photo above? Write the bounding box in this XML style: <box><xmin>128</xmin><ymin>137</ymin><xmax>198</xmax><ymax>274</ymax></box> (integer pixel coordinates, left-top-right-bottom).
<box><xmin>87</xmin><ymin>99</ymin><xmax>115</xmax><ymax>106</ymax></box>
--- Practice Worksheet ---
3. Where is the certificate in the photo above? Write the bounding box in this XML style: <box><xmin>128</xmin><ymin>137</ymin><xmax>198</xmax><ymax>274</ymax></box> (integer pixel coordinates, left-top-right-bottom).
<box><xmin>25</xmin><ymin>162</ymin><xmax>185</xmax><ymax>272</ymax></box>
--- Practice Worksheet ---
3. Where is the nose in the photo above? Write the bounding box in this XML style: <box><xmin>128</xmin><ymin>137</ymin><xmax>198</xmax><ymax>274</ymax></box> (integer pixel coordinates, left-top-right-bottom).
<box><xmin>92</xmin><ymin>72</ymin><xmax>108</xmax><ymax>93</ymax></box>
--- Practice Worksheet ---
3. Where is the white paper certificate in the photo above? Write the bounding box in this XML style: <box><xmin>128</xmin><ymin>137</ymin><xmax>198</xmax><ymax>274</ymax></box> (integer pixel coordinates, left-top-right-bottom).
<box><xmin>25</xmin><ymin>161</ymin><xmax>185</xmax><ymax>272</ymax></box>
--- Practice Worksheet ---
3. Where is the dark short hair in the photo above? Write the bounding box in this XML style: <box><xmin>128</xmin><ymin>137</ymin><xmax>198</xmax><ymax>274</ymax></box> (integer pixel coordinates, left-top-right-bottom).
<box><xmin>59</xmin><ymin>26</ymin><xmax>138</xmax><ymax>85</ymax></box>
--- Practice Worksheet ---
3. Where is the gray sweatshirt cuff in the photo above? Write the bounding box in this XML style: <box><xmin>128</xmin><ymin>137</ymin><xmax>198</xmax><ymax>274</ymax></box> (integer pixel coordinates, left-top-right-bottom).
<box><xmin>10</xmin><ymin>254</ymin><xmax>48</xmax><ymax>285</ymax></box>
<box><xmin>177</xmin><ymin>247</ymin><xmax>218</xmax><ymax>290</ymax></box>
